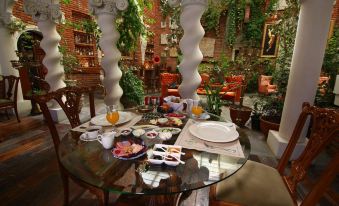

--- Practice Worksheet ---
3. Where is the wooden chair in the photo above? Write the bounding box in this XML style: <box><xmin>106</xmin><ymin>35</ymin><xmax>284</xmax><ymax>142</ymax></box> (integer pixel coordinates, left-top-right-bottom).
<box><xmin>33</xmin><ymin>86</ymin><xmax>108</xmax><ymax>206</ymax></box>
<box><xmin>210</xmin><ymin>103</ymin><xmax>339</xmax><ymax>206</ymax></box>
<box><xmin>258</xmin><ymin>75</ymin><xmax>277</xmax><ymax>94</ymax></box>
<box><xmin>0</xmin><ymin>75</ymin><xmax>20</xmax><ymax>122</ymax></box>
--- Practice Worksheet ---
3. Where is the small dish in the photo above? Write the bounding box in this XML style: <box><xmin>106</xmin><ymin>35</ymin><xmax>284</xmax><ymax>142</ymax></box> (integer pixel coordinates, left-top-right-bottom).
<box><xmin>120</xmin><ymin>128</ymin><xmax>132</xmax><ymax>136</ymax></box>
<box><xmin>132</xmin><ymin>129</ymin><xmax>145</xmax><ymax>137</ymax></box>
<box><xmin>154</xmin><ymin>127</ymin><xmax>181</xmax><ymax>135</ymax></box>
<box><xmin>145</xmin><ymin>130</ymin><xmax>158</xmax><ymax>139</ymax></box>
<box><xmin>192</xmin><ymin>113</ymin><xmax>210</xmax><ymax>120</ymax></box>
<box><xmin>137</xmin><ymin>105</ymin><xmax>154</xmax><ymax>113</ymax></box>
<box><xmin>164</xmin><ymin>113</ymin><xmax>186</xmax><ymax>119</ymax></box>
<box><xmin>158</xmin><ymin>118</ymin><xmax>168</xmax><ymax>124</ymax></box>
<box><xmin>158</xmin><ymin>132</ymin><xmax>172</xmax><ymax>140</ymax></box>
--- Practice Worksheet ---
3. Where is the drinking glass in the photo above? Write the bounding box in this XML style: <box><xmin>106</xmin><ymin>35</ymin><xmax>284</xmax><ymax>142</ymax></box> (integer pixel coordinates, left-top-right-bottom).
<box><xmin>191</xmin><ymin>100</ymin><xmax>203</xmax><ymax>118</ymax></box>
<box><xmin>106</xmin><ymin>105</ymin><xmax>119</xmax><ymax>131</ymax></box>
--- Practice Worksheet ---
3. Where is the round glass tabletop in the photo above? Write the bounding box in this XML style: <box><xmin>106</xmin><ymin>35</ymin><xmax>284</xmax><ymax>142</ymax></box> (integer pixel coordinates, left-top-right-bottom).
<box><xmin>58</xmin><ymin>114</ymin><xmax>251</xmax><ymax>195</ymax></box>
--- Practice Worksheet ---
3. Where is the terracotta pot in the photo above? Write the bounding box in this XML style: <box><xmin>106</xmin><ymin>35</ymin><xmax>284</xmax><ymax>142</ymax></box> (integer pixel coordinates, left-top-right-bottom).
<box><xmin>260</xmin><ymin>116</ymin><xmax>280</xmax><ymax>137</ymax></box>
<box><xmin>230</xmin><ymin>106</ymin><xmax>252</xmax><ymax>127</ymax></box>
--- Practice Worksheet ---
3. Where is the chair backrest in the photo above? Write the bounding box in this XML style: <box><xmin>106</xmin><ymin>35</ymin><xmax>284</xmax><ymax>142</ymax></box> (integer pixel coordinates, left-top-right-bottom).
<box><xmin>160</xmin><ymin>73</ymin><xmax>180</xmax><ymax>86</ymax></box>
<box><xmin>0</xmin><ymin>75</ymin><xmax>20</xmax><ymax>102</ymax></box>
<box><xmin>33</xmin><ymin>86</ymin><xmax>98</xmax><ymax>154</ymax></box>
<box><xmin>200</xmin><ymin>73</ymin><xmax>210</xmax><ymax>87</ymax></box>
<box><xmin>277</xmin><ymin>103</ymin><xmax>339</xmax><ymax>205</ymax></box>
<box><xmin>259</xmin><ymin>75</ymin><xmax>273</xmax><ymax>86</ymax></box>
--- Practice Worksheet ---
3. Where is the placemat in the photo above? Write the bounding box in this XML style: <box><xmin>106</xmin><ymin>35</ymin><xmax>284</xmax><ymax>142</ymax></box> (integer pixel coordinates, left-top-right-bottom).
<box><xmin>175</xmin><ymin>119</ymin><xmax>245</xmax><ymax>158</ymax></box>
<box><xmin>72</xmin><ymin>113</ymin><xmax>142</xmax><ymax>133</ymax></box>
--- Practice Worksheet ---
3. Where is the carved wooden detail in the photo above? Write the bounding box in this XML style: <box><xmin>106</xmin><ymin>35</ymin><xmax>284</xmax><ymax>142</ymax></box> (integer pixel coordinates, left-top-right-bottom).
<box><xmin>32</xmin><ymin>85</ymin><xmax>107</xmax><ymax>205</ymax></box>
<box><xmin>0</xmin><ymin>75</ymin><xmax>20</xmax><ymax>122</ymax></box>
<box><xmin>211</xmin><ymin>103</ymin><xmax>339</xmax><ymax>206</ymax></box>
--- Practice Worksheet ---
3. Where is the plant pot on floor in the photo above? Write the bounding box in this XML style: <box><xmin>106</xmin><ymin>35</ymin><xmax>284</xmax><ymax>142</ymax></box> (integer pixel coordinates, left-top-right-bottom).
<box><xmin>251</xmin><ymin>115</ymin><xmax>261</xmax><ymax>130</ymax></box>
<box><xmin>230</xmin><ymin>105</ymin><xmax>252</xmax><ymax>127</ymax></box>
<box><xmin>260</xmin><ymin>116</ymin><xmax>280</xmax><ymax>137</ymax></box>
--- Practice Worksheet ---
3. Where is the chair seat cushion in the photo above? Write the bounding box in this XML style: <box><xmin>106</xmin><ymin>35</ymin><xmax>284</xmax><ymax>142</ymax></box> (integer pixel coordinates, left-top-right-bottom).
<box><xmin>216</xmin><ymin>160</ymin><xmax>295</xmax><ymax>206</ymax></box>
<box><xmin>167</xmin><ymin>89</ymin><xmax>180</xmax><ymax>97</ymax></box>
<box><xmin>0</xmin><ymin>98</ymin><xmax>13</xmax><ymax>104</ymax></box>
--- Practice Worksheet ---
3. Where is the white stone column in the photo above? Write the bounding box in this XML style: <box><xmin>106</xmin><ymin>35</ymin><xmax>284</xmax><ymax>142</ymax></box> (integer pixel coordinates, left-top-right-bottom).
<box><xmin>0</xmin><ymin>0</ymin><xmax>31</xmax><ymax>115</ymax></box>
<box><xmin>23</xmin><ymin>0</ymin><xmax>66</xmax><ymax>93</ymax></box>
<box><xmin>89</xmin><ymin>0</ymin><xmax>128</xmax><ymax>108</ymax></box>
<box><xmin>267</xmin><ymin>0</ymin><xmax>335</xmax><ymax>159</ymax></box>
<box><xmin>169</xmin><ymin>0</ymin><xmax>207</xmax><ymax>100</ymax></box>
<box><xmin>23</xmin><ymin>0</ymin><xmax>66</xmax><ymax>121</ymax></box>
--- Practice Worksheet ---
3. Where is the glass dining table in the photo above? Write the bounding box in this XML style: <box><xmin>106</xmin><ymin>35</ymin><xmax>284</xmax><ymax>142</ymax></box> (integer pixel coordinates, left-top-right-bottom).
<box><xmin>58</xmin><ymin>110</ymin><xmax>251</xmax><ymax>205</ymax></box>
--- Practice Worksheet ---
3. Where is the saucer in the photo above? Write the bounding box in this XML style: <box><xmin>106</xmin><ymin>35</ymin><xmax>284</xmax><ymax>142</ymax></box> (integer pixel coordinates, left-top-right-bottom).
<box><xmin>80</xmin><ymin>132</ymin><xmax>98</xmax><ymax>141</ymax></box>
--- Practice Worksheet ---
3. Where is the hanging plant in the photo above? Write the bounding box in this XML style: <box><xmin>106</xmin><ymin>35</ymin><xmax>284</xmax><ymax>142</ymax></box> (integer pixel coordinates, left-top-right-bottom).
<box><xmin>6</xmin><ymin>18</ymin><xmax>26</xmax><ymax>35</ymax></box>
<box><xmin>117</xmin><ymin>0</ymin><xmax>154</xmax><ymax>52</ymax></box>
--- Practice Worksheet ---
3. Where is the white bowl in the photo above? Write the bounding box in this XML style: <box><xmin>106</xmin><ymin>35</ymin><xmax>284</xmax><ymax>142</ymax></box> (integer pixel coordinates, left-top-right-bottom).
<box><xmin>132</xmin><ymin>129</ymin><xmax>145</xmax><ymax>137</ymax></box>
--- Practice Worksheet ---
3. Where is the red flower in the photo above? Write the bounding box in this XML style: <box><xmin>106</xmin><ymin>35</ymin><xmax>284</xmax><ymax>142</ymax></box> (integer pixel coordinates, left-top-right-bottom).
<box><xmin>153</xmin><ymin>55</ymin><xmax>161</xmax><ymax>64</ymax></box>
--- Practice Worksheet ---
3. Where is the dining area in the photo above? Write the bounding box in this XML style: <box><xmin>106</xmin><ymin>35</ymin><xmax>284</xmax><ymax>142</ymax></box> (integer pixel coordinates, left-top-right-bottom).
<box><xmin>0</xmin><ymin>84</ymin><xmax>331</xmax><ymax>206</ymax></box>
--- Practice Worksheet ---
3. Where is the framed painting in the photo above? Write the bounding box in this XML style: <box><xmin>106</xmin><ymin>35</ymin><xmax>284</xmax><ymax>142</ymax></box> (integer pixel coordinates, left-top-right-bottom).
<box><xmin>260</xmin><ymin>23</ymin><xmax>279</xmax><ymax>58</ymax></box>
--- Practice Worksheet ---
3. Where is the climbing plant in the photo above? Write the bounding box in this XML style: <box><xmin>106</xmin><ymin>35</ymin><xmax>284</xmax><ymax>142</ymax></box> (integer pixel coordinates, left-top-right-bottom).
<box><xmin>323</xmin><ymin>27</ymin><xmax>339</xmax><ymax>90</ymax></box>
<box><xmin>273</xmin><ymin>0</ymin><xmax>300</xmax><ymax>95</ymax></box>
<box><xmin>60</xmin><ymin>0</ymin><xmax>153</xmax><ymax>52</ymax></box>
<box><xmin>244</xmin><ymin>0</ymin><xmax>277</xmax><ymax>47</ymax></box>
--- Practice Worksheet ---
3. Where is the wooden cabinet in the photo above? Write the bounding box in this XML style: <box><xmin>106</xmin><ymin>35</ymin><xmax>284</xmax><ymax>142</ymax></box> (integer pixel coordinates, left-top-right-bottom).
<box><xmin>72</xmin><ymin>11</ymin><xmax>99</xmax><ymax>74</ymax></box>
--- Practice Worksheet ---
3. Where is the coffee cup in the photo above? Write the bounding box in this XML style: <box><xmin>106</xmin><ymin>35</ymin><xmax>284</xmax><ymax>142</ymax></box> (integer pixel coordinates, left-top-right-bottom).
<box><xmin>85</xmin><ymin>126</ymin><xmax>102</xmax><ymax>140</ymax></box>
<box><xmin>97</xmin><ymin>132</ymin><xmax>116</xmax><ymax>149</ymax></box>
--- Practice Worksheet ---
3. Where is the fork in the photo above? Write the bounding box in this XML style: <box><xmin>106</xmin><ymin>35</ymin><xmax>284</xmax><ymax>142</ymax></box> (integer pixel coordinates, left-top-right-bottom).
<box><xmin>203</xmin><ymin>142</ymin><xmax>236</xmax><ymax>153</ymax></box>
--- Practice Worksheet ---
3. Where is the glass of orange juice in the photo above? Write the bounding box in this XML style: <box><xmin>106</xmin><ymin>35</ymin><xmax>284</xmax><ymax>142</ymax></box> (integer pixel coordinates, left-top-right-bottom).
<box><xmin>192</xmin><ymin>100</ymin><xmax>203</xmax><ymax>118</ymax></box>
<box><xmin>106</xmin><ymin>105</ymin><xmax>119</xmax><ymax>131</ymax></box>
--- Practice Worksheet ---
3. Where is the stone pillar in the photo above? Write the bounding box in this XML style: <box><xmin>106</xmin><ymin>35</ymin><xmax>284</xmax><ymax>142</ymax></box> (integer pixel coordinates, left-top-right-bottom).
<box><xmin>89</xmin><ymin>0</ymin><xmax>128</xmax><ymax>108</ymax></box>
<box><xmin>169</xmin><ymin>0</ymin><xmax>207</xmax><ymax>100</ymax></box>
<box><xmin>0</xmin><ymin>0</ymin><xmax>30</xmax><ymax>115</ymax></box>
<box><xmin>23</xmin><ymin>0</ymin><xmax>66</xmax><ymax>121</ymax></box>
<box><xmin>267</xmin><ymin>0</ymin><xmax>335</xmax><ymax>159</ymax></box>
<box><xmin>23</xmin><ymin>0</ymin><xmax>66</xmax><ymax>93</ymax></box>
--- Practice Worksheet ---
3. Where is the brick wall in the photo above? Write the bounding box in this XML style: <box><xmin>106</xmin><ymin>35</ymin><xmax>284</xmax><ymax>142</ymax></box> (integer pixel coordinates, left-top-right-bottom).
<box><xmin>13</xmin><ymin>0</ymin><xmax>100</xmax><ymax>85</ymax></box>
<box><xmin>12</xmin><ymin>0</ymin><xmax>339</xmax><ymax>73</ymax></box>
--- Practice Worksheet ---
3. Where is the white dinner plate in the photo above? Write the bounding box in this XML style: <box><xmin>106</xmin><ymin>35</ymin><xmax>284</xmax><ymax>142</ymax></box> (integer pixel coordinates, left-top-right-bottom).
<box><xmin>189</xmin><ymin>121</ymin><xmax>239</xmax><ymax>143</ymax></box>
<box><xmin>90</xmin><ymin>112</ymin><xmax>132</xmax><ymax>126</ymax></box>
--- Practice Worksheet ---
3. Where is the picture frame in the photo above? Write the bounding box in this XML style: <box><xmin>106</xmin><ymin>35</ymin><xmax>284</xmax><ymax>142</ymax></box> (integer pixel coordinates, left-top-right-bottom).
<box><xmin>260</xmin><ymin>23</ymin><xmax>279</xmax><ymax>58</ymax></box>
<box><xmin>161</xmin><ymin>20</ymin><xmax>167</xmax><ymax>28</ymax></box>
<box><xmin>327</xmin><ymin>20</ymin><xmax>335</xmax><ymax>40</ymax></box>
<box><xmin>161</xmin><ymin>34</ymin><xmax>168</xmax><ymax>45</ymax></box>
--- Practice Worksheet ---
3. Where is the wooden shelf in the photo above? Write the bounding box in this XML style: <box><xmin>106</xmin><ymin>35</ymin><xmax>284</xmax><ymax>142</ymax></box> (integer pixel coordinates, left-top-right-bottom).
<box><xmin>77</xmin><ymin>55</ymin><xmax>96</xmax><ymax>58</ymax></box>
<box><xmin>73</xmin><ymin>30</ymin><xmax>91</xmax><ymax>34</ymax></box>
<box><xmin>75</xmin><ymin>43</ymin><xmax>95</xmax><ymax>47</ymax></box>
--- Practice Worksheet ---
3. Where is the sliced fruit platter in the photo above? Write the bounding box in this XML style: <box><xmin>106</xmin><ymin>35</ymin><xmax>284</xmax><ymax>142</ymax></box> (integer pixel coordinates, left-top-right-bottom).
<box><xmin>112</xmin><ymin>137</ymin><xmax>147</xmax><ymax>160</ymax></box>
<box><xmin>163</xmin><ymin>113</ymin><xmax>186</xmax><ymax>119</ymax></box>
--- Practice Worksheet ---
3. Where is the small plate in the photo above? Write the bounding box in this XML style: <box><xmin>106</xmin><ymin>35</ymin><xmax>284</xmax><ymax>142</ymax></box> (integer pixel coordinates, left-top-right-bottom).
<box><xmin>79</xmin><ymin>132</ymin><xmax>98</xmax><ymax>141</ymax></box>
<box><xmin>164</xmin><ymin>113</ymin><xmax>186</xmax><ymax>119</ymax></box>
<box><xmin>112</xmin><ymin>138</ymin><xmax>147</xmax><ymax>160</ymax></box>
<box><xmin>154</xmin><ymin>127</ymin><xmax>181</xmax><ymax>135</ymax></box>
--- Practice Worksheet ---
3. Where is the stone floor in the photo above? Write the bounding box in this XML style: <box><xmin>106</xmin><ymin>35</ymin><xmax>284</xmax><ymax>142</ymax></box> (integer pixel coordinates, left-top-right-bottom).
<box><xmin>0</xmin><ymin>94</ymin><xmax>337</xmax><ymax>205</ymax></box>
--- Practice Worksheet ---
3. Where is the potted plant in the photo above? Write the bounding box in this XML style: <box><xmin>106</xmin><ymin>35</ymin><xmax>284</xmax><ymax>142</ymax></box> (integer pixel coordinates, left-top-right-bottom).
<box><xmin>229</xmin><ymin>84</ymin><xmax>252</xmax><ymax>127</ymax></box>
<box><xmin>120</xmin><ymin>67</ymin><xmax>145</xmax><ymax>108</ymax></box>
<box><xmin>259</xmin><ymin>94</ymin><xmax>284</xmax><ymax>137</ymax></box>
<box><xmin>204</xmin><ymin>83</ymin><xmax>224</xmax><ymax>117</ymax></box>
<box><xmin>250</xmin><ymin>96</ymin><xmax>264</xmax><ymax>130</ymax></box>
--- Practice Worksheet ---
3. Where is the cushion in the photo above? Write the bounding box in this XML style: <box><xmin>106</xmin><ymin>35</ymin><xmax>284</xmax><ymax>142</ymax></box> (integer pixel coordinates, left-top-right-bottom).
<box><xmin>216</xmin><ymin>160</ymin><xmax>295</xmax><ymax>206</ymax></box>
<box><xmin>168</xmin><ymin>82</ymin><xmax>177</xmax><ymax>89</ymax></box>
